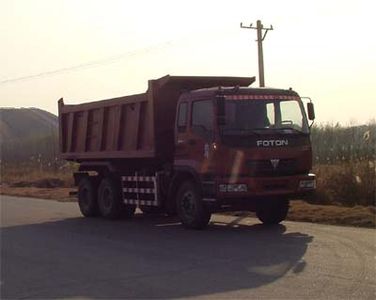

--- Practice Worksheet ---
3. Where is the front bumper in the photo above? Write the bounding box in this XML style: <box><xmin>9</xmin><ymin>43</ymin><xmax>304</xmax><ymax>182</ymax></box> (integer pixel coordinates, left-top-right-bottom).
<box><xmin>203</xmin><ymin>173</ymin><xmax>316</xmax><ymax>201</ymax></box>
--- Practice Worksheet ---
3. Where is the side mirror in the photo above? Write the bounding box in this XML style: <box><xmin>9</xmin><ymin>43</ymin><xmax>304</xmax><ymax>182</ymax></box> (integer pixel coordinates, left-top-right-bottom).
<box><xmin>216</xmin><ymin>97</ymin><xmax>226</xmax><ymax>125</ymax></box>
<box><xmin>307</xmin><ymin>102</ymin><xmax>315</xmax><ymax>121</ymax></box>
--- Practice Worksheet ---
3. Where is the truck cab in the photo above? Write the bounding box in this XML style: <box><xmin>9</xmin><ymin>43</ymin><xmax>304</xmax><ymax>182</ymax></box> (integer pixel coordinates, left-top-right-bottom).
<box><xmin>172</xmin><ymin>87</ymin><xmax>315</xmax><ymax>227</ymax></box>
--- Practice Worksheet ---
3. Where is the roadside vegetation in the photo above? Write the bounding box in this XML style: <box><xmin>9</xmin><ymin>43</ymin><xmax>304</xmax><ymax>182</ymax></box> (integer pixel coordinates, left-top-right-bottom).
<box><xmin>1</xmin><ymin>122</ymin><xmax>375</xmax><ymax>227</ymax></box>
<box><xmin>311</xmin><ymin>121</ymin><xmax>375</xmax><ymax>207</ymax></box>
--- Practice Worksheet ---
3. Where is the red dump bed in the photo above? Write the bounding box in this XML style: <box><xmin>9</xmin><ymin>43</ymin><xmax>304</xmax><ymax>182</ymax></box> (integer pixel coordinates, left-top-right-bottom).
<box><xmin>58</xmin><ymin>75</ymin><xmax>254</xmax><ymax>162</ymax></box>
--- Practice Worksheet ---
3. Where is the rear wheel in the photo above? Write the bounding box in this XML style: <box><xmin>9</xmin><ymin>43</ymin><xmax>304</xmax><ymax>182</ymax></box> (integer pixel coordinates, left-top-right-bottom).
<box><xmin>78</xmin><ymin>177</ymin><xmax>99</xmax><ymax>217</ymax></box>
<box><xmin>98</xmin><ymin>177</ymin><xmax>135</xmax><ymax>219</ymax></box>
<box><xmin>256</xmin><ymin>198</ymin><xmax>289</xmax><ymax>225</ymax></box>
<box><xmin>176</xmin><ymin>181</ymin><xmax>211</xmax><ymax>230</ymax></box>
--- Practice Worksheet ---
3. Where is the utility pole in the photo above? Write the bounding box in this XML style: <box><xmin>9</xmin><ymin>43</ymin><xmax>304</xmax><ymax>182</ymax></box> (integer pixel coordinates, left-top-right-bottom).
<box><xmin>240</xmin><ymin>20</ymin><xmax>273</xmax><ymax>87</ymax></box>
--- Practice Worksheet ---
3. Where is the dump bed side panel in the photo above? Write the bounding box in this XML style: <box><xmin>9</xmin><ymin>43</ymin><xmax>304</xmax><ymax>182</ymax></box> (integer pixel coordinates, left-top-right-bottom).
<box><xmin>59</xmin><ymin>93</ymin><xmax>154</xmax><ymax>160</ymax></box>
<box><xmin>152</xmin><ymin>82</ymin><xmax>184</xmax><ymax>163</ymax></box>
<box><xmin>58</xmin><ymin>75</ymin><xmax>255</xmax><ymax>163</ymax></box>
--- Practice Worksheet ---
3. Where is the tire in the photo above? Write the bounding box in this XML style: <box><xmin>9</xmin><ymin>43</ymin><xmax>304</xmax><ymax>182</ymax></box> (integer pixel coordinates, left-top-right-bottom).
<box><xmin>98</xmin><ymin>177</ymin><xmax>133</xmax><ymax>219</ymax></box>
<box><xmin>176</xmin><ymin>181</ymin><xmax>211</xmax><ymax>230</ymax></box>
<box><xmin>256</xmin><ymin>198</ymin><xmax>289</xmax><ymax>225</ymax></box>
<box><xmin>78</xmin><ymin>177</ymin><xmax>99</xmax><ymax>217</ymax></box>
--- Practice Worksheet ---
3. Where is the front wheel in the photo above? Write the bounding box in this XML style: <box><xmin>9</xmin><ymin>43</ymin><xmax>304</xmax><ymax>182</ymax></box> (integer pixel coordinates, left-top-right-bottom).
<box><xmin>176</xmin><ymin>181</ymin><xmax>211</xmax><ymax>230</ymax></box>
<box><xmin>256</xmin><ymin>198</ymin><xmax>289</xmax><ymax>225</ymax></box>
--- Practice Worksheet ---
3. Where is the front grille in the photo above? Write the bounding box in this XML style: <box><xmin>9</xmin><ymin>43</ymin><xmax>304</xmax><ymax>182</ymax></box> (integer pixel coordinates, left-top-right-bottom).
<box><xmin>247</xmin><ymin>159</ymin><xmax>297</xmax><ymax>176</ymax></box>
<box><xmin>263</xmin><ymin>182</ymin><xmax>288</xmax><ymax>190</ymax></box>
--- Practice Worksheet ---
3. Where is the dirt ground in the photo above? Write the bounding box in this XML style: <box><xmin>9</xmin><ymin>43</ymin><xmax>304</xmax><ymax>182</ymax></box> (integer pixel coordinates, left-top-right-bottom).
<box><xmin>0</xmin><ymin>185</ymin><xmax>73</xmax><ymax>202</ymax></box>
<box><xmin>230</xmin><ymin>201</ymin><xmax>375</xmax><ymax>228</ymax></box>
<box><xmin>1</xmin><ymin>184</ymin><xmax>374</xmax><ymax>228</ymax></box>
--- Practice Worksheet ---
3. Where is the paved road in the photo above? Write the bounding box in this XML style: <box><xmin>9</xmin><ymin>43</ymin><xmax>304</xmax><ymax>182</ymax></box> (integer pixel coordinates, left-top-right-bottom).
<box><xmin>1</xmin><ymin>195</ymin><xmax>375</xmax><ymax>299</ymax></box>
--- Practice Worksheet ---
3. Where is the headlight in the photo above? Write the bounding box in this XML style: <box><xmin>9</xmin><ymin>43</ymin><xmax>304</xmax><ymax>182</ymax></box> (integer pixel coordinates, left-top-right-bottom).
<box><xmin>299</xmin><ymin>180</ymin><xmax>316</xmax><ymax>189</ymax></box>
<box><xmin>219</xmin><ymin>184</ymin><xmax>248</xmax><ymax>192</ymax></box>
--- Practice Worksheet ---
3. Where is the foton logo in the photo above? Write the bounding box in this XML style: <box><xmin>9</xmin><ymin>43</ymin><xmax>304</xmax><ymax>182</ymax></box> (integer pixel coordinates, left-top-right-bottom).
<box><xmin>256</xmin><ymin>140</ymin><xmax>289</xmax><ymax>147</ymax></box>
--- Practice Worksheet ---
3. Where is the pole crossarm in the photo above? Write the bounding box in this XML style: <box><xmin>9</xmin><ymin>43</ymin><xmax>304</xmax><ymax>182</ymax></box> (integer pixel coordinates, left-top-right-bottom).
<box><xmin>240</xmin><ymin>22</ymin><xmax>253</xmax><ymax>29</ymax></box>
<box><xmin>240</xmin><ymin>22</ymin><xmax>273</xmax><ymax>41</ymax></box>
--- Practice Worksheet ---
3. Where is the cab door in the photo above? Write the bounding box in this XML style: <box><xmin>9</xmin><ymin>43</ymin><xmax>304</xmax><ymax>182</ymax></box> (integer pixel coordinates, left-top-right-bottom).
<box><xmin>187</xmin><ymin>99</ymin><xmax>215</xmax><ymax>171</ymax></box>
<box><xmin>175</xmin><ymin>98</ymin><xmax>214</xmax><ymax>172</ymax></box>
<box><xmin>174</xmin><ymin>101</ymin><xmax>190</xmax><ymax>159</ymax></box>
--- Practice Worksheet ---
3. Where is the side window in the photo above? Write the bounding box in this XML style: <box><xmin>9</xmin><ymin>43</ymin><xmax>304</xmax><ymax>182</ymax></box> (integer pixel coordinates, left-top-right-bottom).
<box><xmin>192</xmin><ymin>100</ymin><xmax>213</xmax><ymax>137</ymax></box>
<box><xmin>280</xmin><ymin>100</ymin><xmax>303</xmax><ymax>128</ymax></box>
<box><xmin>177</xmin><ymin>102</ymin><xmax>188</xmax><ymax>132</ymax></box>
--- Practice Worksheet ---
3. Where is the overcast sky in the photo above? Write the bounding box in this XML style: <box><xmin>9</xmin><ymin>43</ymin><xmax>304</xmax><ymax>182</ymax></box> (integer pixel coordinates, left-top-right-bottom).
<box><xmin>1</xmin><ymin>0</ymin><xmax>375</xmax><ymax>124</ymax></box>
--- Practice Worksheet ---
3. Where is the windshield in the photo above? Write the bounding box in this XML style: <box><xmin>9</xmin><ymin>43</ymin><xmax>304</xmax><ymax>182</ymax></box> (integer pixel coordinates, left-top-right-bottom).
<box><xmin>220</xmin><ymin>97</ymin><xmax>309</xmax><ymax>135</ymax></box>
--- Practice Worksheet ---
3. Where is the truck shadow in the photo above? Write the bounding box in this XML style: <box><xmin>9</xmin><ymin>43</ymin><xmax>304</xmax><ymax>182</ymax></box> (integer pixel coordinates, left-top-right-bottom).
<box><xmin>1</xmin><ymin>214</ymin><xmax>313</xmax><ymax>299</ymax></box>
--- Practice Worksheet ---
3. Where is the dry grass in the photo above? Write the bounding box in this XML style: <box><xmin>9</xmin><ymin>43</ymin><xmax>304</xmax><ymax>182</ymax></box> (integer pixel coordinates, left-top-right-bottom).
<box><xmin>313</xmin><ymin>161</ymin><xmax>375</xmax><ymax>207</ymax></box>
<box><xmin>1</xmin><ymin>163</ymin><xmax>76</xmax><ymax>188</ymax></box>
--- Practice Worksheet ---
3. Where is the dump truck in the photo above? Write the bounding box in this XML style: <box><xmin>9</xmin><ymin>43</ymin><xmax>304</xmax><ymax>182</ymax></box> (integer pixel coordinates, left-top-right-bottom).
<box><xmin>58</xmin><ymin>75</ymin><xmax>316</xmax><ymax>229</ymax></box>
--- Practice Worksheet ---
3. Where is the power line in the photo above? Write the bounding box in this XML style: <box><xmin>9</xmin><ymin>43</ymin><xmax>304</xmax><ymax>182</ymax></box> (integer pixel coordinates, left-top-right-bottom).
<box><xmin>0</xmin><ymin>40</ymin><xmax>173</xmax><ymax>85</ymax></box>
<box><xmin>0</xmin><ymin>28</ymin><xmax>234</xmax><ymax>86</ymax></box>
